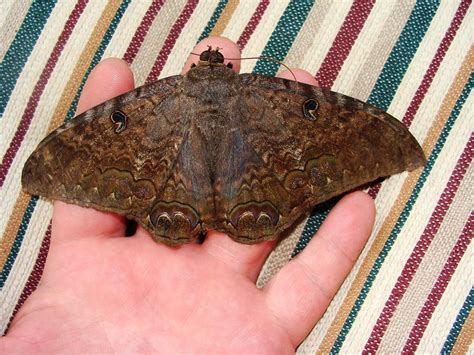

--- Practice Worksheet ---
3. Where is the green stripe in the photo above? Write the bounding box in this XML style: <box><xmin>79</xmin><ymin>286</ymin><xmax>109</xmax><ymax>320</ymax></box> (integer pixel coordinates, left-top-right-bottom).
<box><xmin>253</xmin><ymin>0</ymin><xmax>315</xmax><ymax>76</ymax></box>
<box><xmin>292</xmin><ymin>0</ymin><xmax>441</xmax><ymax>256</ymax></box>
<box><xmin>0</xmin><ymin>0</ymin><xmax>58</xmax><ymax>117</ymax></box>
<box><xmin>442</xmin><ymin>287</ymin><xmax>474</xmax><ymax>353</ymax></box>
<box><xmin>1</xmin><ymin>1</ymin><xmax>132</xmax><ymax>289</ymax></box>
<box><xmin>197</xmin><ymin>0</ymin><xmax>229</xmax><ymax>43</ymax></box>
<box><xmin>331</xmin><ymin>71</ymin><xmax>473</xmax><ymax>352</ymax></box>
<box><xmin>368</xmin><ymin>1</ymin><xmax>440</xmax><ymax>110</ymax></box>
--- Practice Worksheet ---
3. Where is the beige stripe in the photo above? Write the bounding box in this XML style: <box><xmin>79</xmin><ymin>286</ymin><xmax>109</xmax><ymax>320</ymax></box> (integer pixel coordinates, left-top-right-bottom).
<box><xmin>209</xmin><ymin>0</ymin><xmax>239</xmax><ymax>37</ymax></box>
<box><xmin>452</xmin><ymin>310</ymin><xmax>474</xmax><ymax>354</ymax></box>
<box><xmin>284</xmin><ymin>1</ymin><xmax>332</xmax><ymax>72</ymax></box>
<box><xmin>388</xmin><ymin>1</ymin><xmax>464</xmax><ymax>119</ymax></box>
<box><xmin>317</xmin><ymin>45</ymin><xmax>474</xmax><ymax>353</ymax></box>
<box><xmin>0</xmin><ymin>193</ymin><xmax>31</xmax><ymax>269</ymax></box>
<box><xmin>0</xmin><ymin>0</ymin><xmax>33</xmax><ymax>61</ymax></box>
<box><xmin>335</xmin><ymin>0</ymin><xmax>413</xmax><ymax>98</ymax></box>
<box><xmin>131</xmin><ymin>0</ymin><xmax>187</xmax><ymax>85</ymax></box>
<box><xmin>0</xmin><ymin>0</ymin><xmax>123</xmax><ymax>268</ymax></box>
<box><xmin>379</xmin><ymin>148</ymin><xmax>473</xmax><ymax>352</ymax></box>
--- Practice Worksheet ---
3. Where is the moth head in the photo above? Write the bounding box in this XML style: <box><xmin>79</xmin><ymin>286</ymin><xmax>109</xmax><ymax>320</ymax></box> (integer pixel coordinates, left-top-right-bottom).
<box><xmin>199</xmin><ymin>46</ymin><xmax>225</xmax><ymax>65</ymax></box>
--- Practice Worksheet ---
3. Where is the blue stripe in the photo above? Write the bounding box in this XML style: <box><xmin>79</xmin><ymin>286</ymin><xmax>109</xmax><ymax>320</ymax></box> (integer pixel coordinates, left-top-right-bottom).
<box><xmin>0</xmin><ymin>0</ymin><xmax>58</xmax><ymax>117</ymax></box>
<box><xmin>331</xmin><ymin>71</ymin><xmax>473</xmax><ymax>352</ymax></box>
<box><xmin>442</xmin><ymin>287</ymin><xmax>474</xmax><ymax>353</ymax></box>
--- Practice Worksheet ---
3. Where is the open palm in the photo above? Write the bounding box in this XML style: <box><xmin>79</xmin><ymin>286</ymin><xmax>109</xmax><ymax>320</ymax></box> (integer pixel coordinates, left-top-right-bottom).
<box><xmin>1</xmin><ymin>38</ymin><xmax>374</xmax><ymax>353</ymax></box>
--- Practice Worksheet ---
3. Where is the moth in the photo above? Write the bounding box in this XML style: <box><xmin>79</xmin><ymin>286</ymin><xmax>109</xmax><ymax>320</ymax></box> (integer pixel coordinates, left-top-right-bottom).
<box><xmin>22</xmin><ymin>48</ymin><xmax>426</xmax><ymax>245</ymax></box>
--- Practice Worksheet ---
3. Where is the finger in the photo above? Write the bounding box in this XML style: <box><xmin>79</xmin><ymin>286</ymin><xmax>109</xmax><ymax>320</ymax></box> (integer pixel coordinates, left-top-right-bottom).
<box><xmin>202</xmin><ymin>230</ymin><xmax>275</xmax><ymax>281</ymax></box>
<box><xmin>77</xmin><ymin>57</ymin><xmax>135</xmax><ymax>114</ymax></box>
<box><xmin>52</xmin><ymin>59</ymin><xmax>135</xmax><ymax>242</ymax></box>
<box><xmin>277</xmin><ymin>68</ymin><xmax>319</xmax><ymax>86</ymax></box>
<box><xmin>263</xmin><ymin>191</ymin><xmax>375</xmax><ymax>346</ymax></box>
<box><xmin>52</xmin><ymin>201</ymin><xmax>128</xmax><ymax>241</ymax></box>
<box><xmin>182</xmin><ymin>36</ymin><xmax>241</xmax><ymax>74</ymax></box>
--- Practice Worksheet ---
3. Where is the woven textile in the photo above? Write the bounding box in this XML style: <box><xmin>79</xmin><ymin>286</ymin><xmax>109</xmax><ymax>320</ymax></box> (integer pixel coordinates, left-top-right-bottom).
<box><xmin>1</xmin><ymin>0</ymin><xmax>472</xmax><ymax>352</ymax></box>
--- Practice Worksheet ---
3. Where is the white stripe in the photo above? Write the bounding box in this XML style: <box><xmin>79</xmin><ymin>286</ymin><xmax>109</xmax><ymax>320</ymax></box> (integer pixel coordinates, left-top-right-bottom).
<box><xmin>0</xmin><ymin>1</ymin><xmax>109</xmax><ymax>240</ymax></box>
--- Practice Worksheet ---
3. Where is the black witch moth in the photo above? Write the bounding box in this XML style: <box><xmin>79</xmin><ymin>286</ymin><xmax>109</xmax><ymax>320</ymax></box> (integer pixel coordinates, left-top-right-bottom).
<box><xmin>22</xmin><ymin>49</ymin><xmax>426</xmax><ymax>245</ymax></box>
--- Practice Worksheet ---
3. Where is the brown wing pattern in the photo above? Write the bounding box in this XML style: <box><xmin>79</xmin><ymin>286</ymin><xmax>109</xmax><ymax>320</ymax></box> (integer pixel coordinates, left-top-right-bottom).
<box><xmin>22</xmin><ymin>75</ymin><xmax>212</xmax><ymax>244</ymax></box>
<box><xmin>212</xmin><ymin>74</ymin><xmax>425</xmax><ymax>243</ymax></box>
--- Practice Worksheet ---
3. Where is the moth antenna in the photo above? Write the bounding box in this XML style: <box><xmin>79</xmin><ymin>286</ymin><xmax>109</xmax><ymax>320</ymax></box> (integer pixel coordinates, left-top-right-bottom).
<box><xmin>190</xmin><ymin>53</ymin><xmax>298</xmax><ymax>82</ymax></box>
<box><xmin>227</xmin><ymin>56</ymin><xmax>297</xmax><ymax>82</ymax></box>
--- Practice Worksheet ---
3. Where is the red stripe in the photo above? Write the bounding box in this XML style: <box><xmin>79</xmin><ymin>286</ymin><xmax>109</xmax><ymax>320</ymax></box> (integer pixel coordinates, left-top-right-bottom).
<box><xmin>364</xmin><ymin>133</ymin><xmax>473</xmax><ymax>353</ymax></box>
<box><xmin>0</xmin><ymin>0</ymin><xmax>88</xmax><ymax>187</ymax></box>
<box><xmin>315</xmin><ymin>0</ymin><xmax>374</xmax><ymax>89</ymax></box>
<box><xmin>122</xmin><ymin>0</ymin><xmax>165</xmax><ymax>64</ymax></box>
<box><xmin>8</xmin><ymin>225</ymin><xmax>51</xmax><ymax>331</ymax></box>
<box><xmin>236</xmin><ymin>0</ymin><xmax>269</xmax><ymax>50</ymax></box>
<box><xmin>403</xmin><ymin>209</ymin><xmax>473</xmax><ymax>352</ymax></box>
<box><xmin>366</xmin><ymin>0</ymin><xmax>469</xmax><ymax>199</ymax></box>
<box><xmin>146</xmin><ymin>0</ymin><xmax>198</xmax><ymax>83</ymax></box>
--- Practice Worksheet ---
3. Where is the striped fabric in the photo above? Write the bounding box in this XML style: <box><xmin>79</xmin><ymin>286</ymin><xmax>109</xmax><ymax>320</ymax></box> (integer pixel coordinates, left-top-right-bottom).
<box><xmin>0</xmin><ymin>0</ymin><xmax>472</xmax><ymax>352</ymax></box>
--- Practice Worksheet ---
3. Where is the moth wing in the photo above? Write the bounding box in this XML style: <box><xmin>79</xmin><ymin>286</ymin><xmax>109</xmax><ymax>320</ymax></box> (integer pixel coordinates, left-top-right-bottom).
<box><xmin>214</xmin><ymin>74</ymin><xmax>425</xmax><ymax>243</ymax></box>
<box><xmin>22</xmin><ymin>75</ymin><xmax>212</xmax><ymax>245</ymax></box>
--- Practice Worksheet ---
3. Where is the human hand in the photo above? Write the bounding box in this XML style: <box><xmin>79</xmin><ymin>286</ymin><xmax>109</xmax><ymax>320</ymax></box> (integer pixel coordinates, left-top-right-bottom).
<box><xmin>1</xmin><ymin>37</ymin><xmax>375</xmax><ymax>353</ymax></box>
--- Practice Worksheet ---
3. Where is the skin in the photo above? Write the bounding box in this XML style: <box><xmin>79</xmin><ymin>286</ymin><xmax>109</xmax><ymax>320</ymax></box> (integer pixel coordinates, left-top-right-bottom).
<box><xmin>0</xmin><ymin>37</ymin><xmax>375</xmax><ymax>354</ymax></box>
